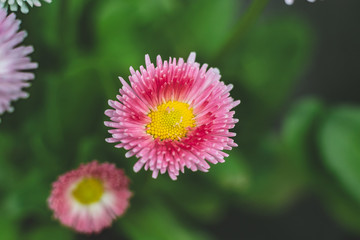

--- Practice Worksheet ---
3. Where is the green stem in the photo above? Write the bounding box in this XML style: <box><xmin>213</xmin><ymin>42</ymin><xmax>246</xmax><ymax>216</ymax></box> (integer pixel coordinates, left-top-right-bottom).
<box><xmin>59</xmin><ymin>0</ymin><xmax>68</xmax><ymax>49</ymax></box>
<box><xmin>213</xmin><ymin>0</ymin><xmax>269</xmax><ymax>63</ymax></box>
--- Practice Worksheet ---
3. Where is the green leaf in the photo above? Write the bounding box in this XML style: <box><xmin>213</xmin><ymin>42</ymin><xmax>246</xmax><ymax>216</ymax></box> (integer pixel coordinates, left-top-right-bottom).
<box><xmin>282</xmin><ymin>98</ymin><xmax>324</xmax><ymax>174</ymax></box>
<box><xmin>325</xmin><ymin>188</ymin><xmax>360</xmax><ymax>234</ymax></box>
<box><xmin>0</xmin><ymin>133</ymin><xmax>19</xmax><ymax>190</ymax></box>
<box><xmin>161</xmin><ymin>179</ymin><xmax>223</xmax><ymax>222</ymax></box>
<box><xmin>0</xmin><ymin>218</ymin><xmax>19</xmax><ymax>240</ymax></box>
<box><xmin>3</xmin><ymin>169</ymin><xmax>49</xmax><ymax>220</ymax></box>
<box><xmin>134</xmin><ymin>172</ymin><xmax>224</xmax><ymax>223</ymax></box>
<box><xmin>314</xmin><ymin>171</ymin><xmax>360</xmax><ymax>235</ymax></box>
<box><xmin>26</xmin><ymin>225</ymin><xmax>74</xmax><ymax>240</ymax></box>
<box><xmin>319</xmin><ymin>106</ymin><xmax>360</xmax><ymax>204</ymax></box>
<box><xmin>94</xmin><ymin>0</ymin><xmax>153</xmax><ymax>72</ymax></box>
<box><xmin>21</xmin><ymin>0</ymin><xmax>60</xmax><ymax>49</ymax></box>
<box><xmin>230</xmin><ymin>16</ymin><xmax>313</xmax><ymax>108</ymax></box>
<box><xmin>206</xmin><ymin>150</ymin><xmax>250</xmax><ymax>193</ymax></box>
<box><xmin>240</xmin><ymin>134</ymin><xmax>306</xmax><ymax>211</ymax></box>
<box><xmin>130</xmin><ymin>0</ymin><xmax>179</xmax><ymax>24</ymax></box>
<box><xmin>326</xmin><ymin>192</ymin><xmax>360</xmax><ymax>234</ymax></box>
<box><xmin>75</xmin><ymin>136</ymin><xmax>100</xmax><ymax>165</ymax></box>
<box><xmin>43</xmin><ymin>58</ymin><xmax>105</xmax><ymax>151</ymax></box>
<box><xmin>165</xmin><ymin>0</ymin><xmax>240</xmax><ymax>58</ymax></box>
<box><xmin>119</xmin><ymin>200</ymin><xmax>213</xmax><ymax>240</ymax></box>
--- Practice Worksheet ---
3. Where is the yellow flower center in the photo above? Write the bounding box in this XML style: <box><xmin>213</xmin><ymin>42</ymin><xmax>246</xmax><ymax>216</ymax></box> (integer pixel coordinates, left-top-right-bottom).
<box><xmin>72</xmin><ymin>178</ymin><xmax>104</xmax><ymax>205</ymax></box>
<box><xmin>146</xmin><ymin>101</ymin><xmax>196</xmax><ymax>140</ymax></box>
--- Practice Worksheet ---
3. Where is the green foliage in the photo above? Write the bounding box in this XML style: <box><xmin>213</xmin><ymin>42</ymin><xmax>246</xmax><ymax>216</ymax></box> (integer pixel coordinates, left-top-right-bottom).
<box><xmin>206</xmin><ymin>150</ymin><xmax>250</xmax><ymax>193</ymax></box>
<box><xmin>120</xmin><ymin>199</ymin><xmax>213</xmax><ymax>240</ymax></box>
<box><xmin>0</xmin><ymin>133</ymin><xmax>18</xmax><ymax>190</ymax></box>
<box><xmin>239</xmin><ymin>134</ymin><xmax>306</xmax><ymax>211</ymax></box>
<box><xmin>319</xmin><ymin>107</ymin><xmax>360</xmax><ymax>204</ymax></box>
<box><xmin>0</xmin><ymin>218</ymin><xmax>19</xmax><ymax>240</ymax></box>
<box><xmin>237</xmin><ymin>16</ymin><xmax>313</xmax><ymax>109</ymax></box>
<box><xmin>316</xmin><ymin>173</ymin><xmax>360</xmax><ymax>235</ymax></box>
<box><xmin>282</xmin><ymin>98</ymin><xmax>324</xmax><ymax>177</ymax></box>
<box><xmin>159</xmin><ymin>177</ymin><xmax>224</xmax><ymax>222</ymax></box>
<box><xmin>3</xmin><ymin>169</ymin><xmax>49</xmax><ymax>220</ymax></box>
<box><xmin>95</xmin><ymin>0</ymin><xmax>147</xmax><ymax>71</ymax></box>
<box><xmin>27</xmin><ymin>225</ymin><xmax>74</xmax><ymax>240</ymax></box>
<box><xmin>165</xmin><ymin>0</ymin><xmax>239</xmax><ymax>58</ymax></box>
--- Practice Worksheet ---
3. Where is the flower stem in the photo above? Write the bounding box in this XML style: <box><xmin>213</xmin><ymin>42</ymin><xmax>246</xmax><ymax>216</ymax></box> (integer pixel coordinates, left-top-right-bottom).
<box><xmin>59</xmin><ymin>0</ymin><xmax>68</xmax><ymax>45</ymax></box>
<box><xmin>213</xmin><ymin>0</ymin><xmax>269</xmax><ymax>62</ymax></box>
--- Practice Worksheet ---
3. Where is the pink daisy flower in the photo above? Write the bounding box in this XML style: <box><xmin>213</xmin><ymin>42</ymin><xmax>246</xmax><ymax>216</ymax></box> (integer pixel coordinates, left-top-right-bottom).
<box><xmin>0</xmin><ymin>9</ymin><xmax>37</xmax><ymax>117</ymax></box>
<box><xmin>48</xmin><ymin>161</ymin><xmax>132</xmax><ymax>234</ymax></box>
<box><xmin>104</xmin><ymin>52</ymin><xmax>240</xmax><ymax>180</ymax></box>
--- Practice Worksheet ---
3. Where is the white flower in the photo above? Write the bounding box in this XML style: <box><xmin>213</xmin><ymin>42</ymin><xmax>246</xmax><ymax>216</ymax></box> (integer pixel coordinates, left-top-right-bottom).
<box><xmin>0</xmin><ymin>0</ymin><xmax>52</xmax><ymax>14</ymax></box>
<box><xmin>285</xmin><ymin>0</ymin><xmax>317</xmax><ymax>5</ymax></box>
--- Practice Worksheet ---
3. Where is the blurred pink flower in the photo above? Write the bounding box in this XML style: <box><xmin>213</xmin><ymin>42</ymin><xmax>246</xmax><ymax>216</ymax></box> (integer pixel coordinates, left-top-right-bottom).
<box><xmin>48</xmin><ymin>161</ymin><xmax>131</xmax><ymax>234</ymax></box>
<box><xmin>0</xmin><ymin>9</ymin><xmax>37</xmax><ymax>117</ymax></box>
<box><xmin>105</xmin><ymin>52</ymin><xmax>240</xmax><ymax>180</ymax></box>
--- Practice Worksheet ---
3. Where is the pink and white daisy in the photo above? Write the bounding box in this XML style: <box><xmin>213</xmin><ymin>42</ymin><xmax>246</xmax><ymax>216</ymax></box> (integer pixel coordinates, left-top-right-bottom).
<box><xmin>104</xmin><ymin>52</ymin><xmax>240</xmax><ymax>180</ymax></box>
<box><xmin>0</xmin><ymin>9</ymin><xmax>37</xmax><ymax>117</ymax></box>
<box><xmin>48</xmin><ymin>161</ymin><xmax>132</xmax><ymax>234</ymax></box>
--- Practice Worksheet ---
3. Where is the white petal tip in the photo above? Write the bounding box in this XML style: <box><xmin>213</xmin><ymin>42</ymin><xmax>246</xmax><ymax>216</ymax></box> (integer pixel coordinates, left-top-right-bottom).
<box><xmin>187</xmin><ymin>52</ymin><xmax>196</xmax><ymax>64</ymax></box>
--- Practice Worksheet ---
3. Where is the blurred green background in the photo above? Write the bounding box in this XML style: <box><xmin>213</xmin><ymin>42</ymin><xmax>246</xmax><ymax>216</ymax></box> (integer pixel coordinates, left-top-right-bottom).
<box><xmin>1</xmin><ymin>0</ymin><xmax>360</xmax><ymax>239</ymax></box>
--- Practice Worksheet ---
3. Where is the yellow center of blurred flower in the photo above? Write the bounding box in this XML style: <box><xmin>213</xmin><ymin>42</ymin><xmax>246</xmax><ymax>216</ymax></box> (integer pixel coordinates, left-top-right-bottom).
<box><xmin>146</xmin><ymin>101</ymin><xmax>196</xmax><ymax>140</ymax></box>
<box><xmin>72</xmin><ymin>178</ymin><xmax>104</xmax><ymax>205</ymax></box>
